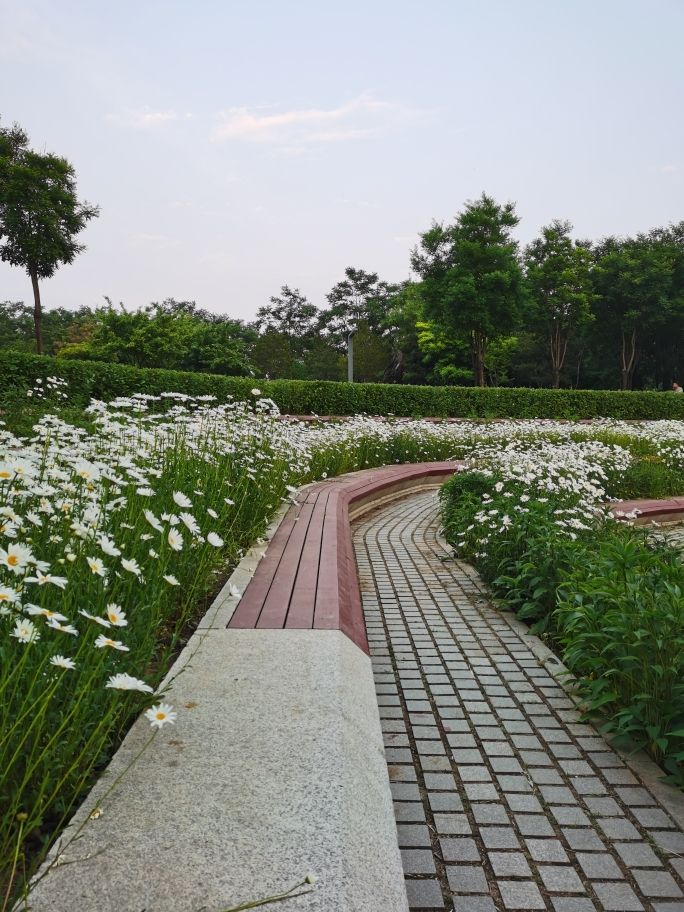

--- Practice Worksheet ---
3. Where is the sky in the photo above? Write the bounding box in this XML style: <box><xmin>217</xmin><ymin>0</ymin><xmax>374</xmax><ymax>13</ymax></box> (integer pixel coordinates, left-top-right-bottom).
<box><xmin>0</xmin><ymin>0</ymin><xmax>683</xmax><ymax>321</ymax></box>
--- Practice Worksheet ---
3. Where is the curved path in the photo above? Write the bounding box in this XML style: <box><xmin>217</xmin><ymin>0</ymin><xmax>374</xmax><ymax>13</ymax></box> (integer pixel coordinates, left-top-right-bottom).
<box><xmin>354</xmin><ymin>490</ymin><xmax>684</xmax><ymax>912</ymax></box>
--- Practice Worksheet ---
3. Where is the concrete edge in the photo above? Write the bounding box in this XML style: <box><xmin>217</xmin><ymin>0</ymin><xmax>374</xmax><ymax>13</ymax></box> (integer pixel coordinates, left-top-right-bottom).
<box><xmin>25</xmin><ymin>629</ymin><xmax>410</xmax><ymax>912</ymax></box>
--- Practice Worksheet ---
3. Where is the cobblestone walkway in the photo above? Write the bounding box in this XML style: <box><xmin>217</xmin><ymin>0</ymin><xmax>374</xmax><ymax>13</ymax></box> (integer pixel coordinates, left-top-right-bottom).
<box><xmin>353</xmin><ymin>491</ymin><xmax>684</xmax><ymax>912</ymax></box>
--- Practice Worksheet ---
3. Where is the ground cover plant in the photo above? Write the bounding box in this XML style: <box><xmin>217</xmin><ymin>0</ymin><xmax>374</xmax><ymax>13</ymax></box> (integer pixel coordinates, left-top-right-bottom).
<box><xmin>440</xmin><ymin>430</ymin><xmax>684</xmax><ymax>787</ymax></box>
<box><xmin>3</xmin><ymin>373</ymin><xmax>684</xmax><ymax>906</ymax></box>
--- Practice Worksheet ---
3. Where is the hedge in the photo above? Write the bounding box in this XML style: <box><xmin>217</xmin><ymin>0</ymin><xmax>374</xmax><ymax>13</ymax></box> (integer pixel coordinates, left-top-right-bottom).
<box><xmin>4</xmin><ymin>351</ymin><xmax>684</xmax><ymax>420</ymax></box>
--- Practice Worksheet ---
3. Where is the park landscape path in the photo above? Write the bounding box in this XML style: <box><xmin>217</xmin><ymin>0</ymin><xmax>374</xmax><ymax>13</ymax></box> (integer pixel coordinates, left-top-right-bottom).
<box><xmin>353</xmin><ymin>490</ymin><xmax>684</xmax><ymax>912</ymax></box>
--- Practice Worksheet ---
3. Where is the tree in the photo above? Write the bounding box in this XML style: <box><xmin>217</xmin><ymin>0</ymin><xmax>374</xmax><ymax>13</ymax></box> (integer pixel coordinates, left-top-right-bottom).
<box><xmin>593</xmin><ymin>235</ymin><xmax>675</xmax><ymax>389</ymax></box>
<box><xmin>0</xmin><ymin>120</ymin><xmax>99</xmax><ymax>354</ymax></box>
<box><xmin>412</xmin><ymin>194</ymin><xmax>524</xmax><ymax>386</ymax></box>
<box><xmin>320</xmin><ymin>267</ymin><xmax>398</xmax><ymax>341</ymax></box>
<box><xmin>256</xmin><ymin>286</ymin><xmax>318</xmax><ymax>346</ymax></box>
<box><xmin>524</xmin><ymin>220</ymin><xmax>594</xmax><ymax>387</ymax></box>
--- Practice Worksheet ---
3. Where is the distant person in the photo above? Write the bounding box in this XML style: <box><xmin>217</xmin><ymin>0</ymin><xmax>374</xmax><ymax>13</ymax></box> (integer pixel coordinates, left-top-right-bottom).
<box><xmin>673</xmin><ymin>382</ymin><xmax>683</xmax><ymax>393</ymax></box>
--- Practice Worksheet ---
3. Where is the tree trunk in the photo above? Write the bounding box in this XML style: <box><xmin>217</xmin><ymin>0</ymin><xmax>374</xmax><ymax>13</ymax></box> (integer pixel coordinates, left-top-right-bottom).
<box><xmin>471</xmin><ymin>329</ymin><xmax>486</xmax><ymax>387</ymax></box>
<box><xmin>30</xmin><ymin>268</ymin><xmax>43</xmax><ymax>355</ymax></box>
<box><xmin>620</xmin><ymin>327</ymin><xmax>638</xmax><ymax>391</ymax></box>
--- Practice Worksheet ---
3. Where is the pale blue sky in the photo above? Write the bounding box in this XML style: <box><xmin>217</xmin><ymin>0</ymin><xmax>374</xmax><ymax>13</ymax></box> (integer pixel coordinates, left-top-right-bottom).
<box><xmin>0</xmin><ymin>0</ymin><xmax>682</xmax><ymax>319</ymax></box>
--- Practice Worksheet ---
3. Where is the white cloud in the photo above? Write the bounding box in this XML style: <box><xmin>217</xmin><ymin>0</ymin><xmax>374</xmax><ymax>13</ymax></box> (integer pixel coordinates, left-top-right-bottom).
<box><xmin>660</xmin><ymin>164</ymin><xmax>679</xmax><ymax>175</ymax></box>
<box><xmin>212</xmin><ymin>94</ymin><xmax>420</xmax><ymax>146</ymax></box>
<box><xmin>107</xmin><ymin>108</ymin><xmax>183</xmax><ymax>129</ymax></box>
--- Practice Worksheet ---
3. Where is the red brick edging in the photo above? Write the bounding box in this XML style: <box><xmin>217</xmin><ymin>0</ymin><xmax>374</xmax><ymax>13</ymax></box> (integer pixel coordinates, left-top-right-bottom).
<box><xmin>228</xmin><ymin>462</ymin><xmax>461</xmax><ymax>652</ymax></box>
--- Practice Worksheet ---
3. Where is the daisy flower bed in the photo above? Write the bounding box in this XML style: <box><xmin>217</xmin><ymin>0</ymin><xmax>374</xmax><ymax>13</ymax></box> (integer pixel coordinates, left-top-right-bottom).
<box><xmin>440</xmin><ymin>431</ymin><xmax>684</xmax><ymax>788</ymax></box>
<box><xmin>3</xmin><ymin>380</ymin><xmax>684</xmax><ymax>905</ymax></box>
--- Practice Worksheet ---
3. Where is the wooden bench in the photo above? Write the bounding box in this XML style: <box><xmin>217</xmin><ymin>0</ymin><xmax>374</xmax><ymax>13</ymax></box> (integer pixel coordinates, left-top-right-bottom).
<box><xmin>228</xmin><ymin>462</ymin><xmax>461</xmax><ymax>653</ymax></box>
<box><xmin>610</xmin><ymin>497</ymin><xmax>684</xmax><ymax>524</ymax></box>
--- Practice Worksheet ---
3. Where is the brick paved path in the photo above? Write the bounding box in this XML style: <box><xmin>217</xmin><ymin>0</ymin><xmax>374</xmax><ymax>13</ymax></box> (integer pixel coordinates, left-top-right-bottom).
<box><xmin>353</xmin><ymin>491</ymin><xmax>684</xmax><ymax>912</ymax></box>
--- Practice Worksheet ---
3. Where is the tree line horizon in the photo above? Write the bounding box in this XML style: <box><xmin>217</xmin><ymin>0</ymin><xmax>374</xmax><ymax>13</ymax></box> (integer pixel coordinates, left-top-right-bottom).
<box><xmin>1</xmin><ymin>120</ymin><xmax>683</xmax><ymax>390</ymax></box>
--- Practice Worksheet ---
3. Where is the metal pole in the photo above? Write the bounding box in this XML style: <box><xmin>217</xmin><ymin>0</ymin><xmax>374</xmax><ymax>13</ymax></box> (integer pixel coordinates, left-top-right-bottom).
<box><xmin>347</xmin><ymin>332</ymin><xmax>354</xmax><ymax>382</ymax></box>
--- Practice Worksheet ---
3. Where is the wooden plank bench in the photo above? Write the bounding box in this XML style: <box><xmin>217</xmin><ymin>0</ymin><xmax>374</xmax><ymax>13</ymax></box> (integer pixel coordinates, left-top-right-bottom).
<box><xmin>228</xmin><ymin>461</ymin><xmax>461</xmax><ymax>652</ymax></box>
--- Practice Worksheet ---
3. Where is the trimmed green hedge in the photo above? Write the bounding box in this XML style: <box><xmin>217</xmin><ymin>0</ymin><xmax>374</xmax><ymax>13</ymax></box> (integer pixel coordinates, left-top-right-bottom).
<box><xmin>4</xmin><ymin>351</ymin><xmax>684</xmax><ymax>419</ymax></box>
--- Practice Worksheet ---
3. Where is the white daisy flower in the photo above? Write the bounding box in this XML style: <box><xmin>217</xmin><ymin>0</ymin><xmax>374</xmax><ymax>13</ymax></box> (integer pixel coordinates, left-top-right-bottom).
<box><xmin>172</xmin><ymin>491</ymin><xmax>192</xmax><ymax>509</ymax></box>
<box><xmin>105</xmin><ymin>603</ymin><xmax>127</xmax><ymax>627</ymax></box>
<box><xmin>105</xmin><ymin>672</ymin><xmax>153</xmax><ymax>693</ymax></box>
<box><xmin>25</xmin><ymin>572</ymin><xmax>68</xmax><ymax>589</ymax></box>
<box><xmin>25</xmin><ymin>604</ymin><xmax>68</xmax><ymax>622</ymax></box>
<box><xmin>47</xmin><ymin>618</ymin><xmax>79</xmax><ymax>636</ymax></box>
<box><xmin>94</xmin><ymin>634</ymin><xmax>129</xmax><ymax>652</ymax></box>
<box><xmin>207</xmin><ymin>532</ymin><xmax>224</xmax><ymax>548</ymax></box>
<box><xmin>167</xmin><ymin>528</ymin><xmax>183</xmax><ymax>552</ymax></box>
<box><xmin>11</xmin><ymin>618</ymin><xmax>40</xmax><ymax>643</ymax></box>
<box><xmin>86</xmin><ymin>556</ymin><xmax>106</xmax><ymax>577</ymax></box>
<box><xmin>144</xmin><ymin>510</ymin><xmax>163</xmax><ymax>532</ymax></box>
<box><xmin>207</xmin><ymin>508</ymin><xmax>218</xmax><ymax>519</ymax></box>
<box><xmin>121</xmin><ymin>557</ymin><xmax>141</xmax><ymax>576</ymax></box>
<box><xmin>163</xmin><ymin>574</ymin><xmax>180</xmax><ymax>586</ymax></box>
<box><xmin>0</xmin><ymin>542</ymin><xmax>34</xmax><ymax>574</ymax></box>
<box><xmin>145</xmin><ymin>702</ymin><xmax>177</xmax><ymax>729</ymax></box>
<box><xmin>0</xmin><ymin>585</ymin><xmax>20</xmax><ymax>606</ymax></box>
<box><xmin>98</xmin><ymin>535</ymin><xmax>121</xmax><ymax>557</ymax></box>
<box><xmin>179</xmin><ymin>512</ymin><xmax>200</xmax><ymax>536</ymax></box>
<box><xmin>50</xmin><ymin>654</ymin><xmax>76</xmax><ymax>670</ymax></box>
<box><xmin>79</xmin><ymin>608</ymin><xmax>111</xmax><ymax>628</ymax></box>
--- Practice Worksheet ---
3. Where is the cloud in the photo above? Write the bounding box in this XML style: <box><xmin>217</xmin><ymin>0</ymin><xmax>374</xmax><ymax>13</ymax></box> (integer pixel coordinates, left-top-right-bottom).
<box><xmin>212</xmin><ymin>94</ymin><xmax>419</xmax><ymax>146</ymax></box>
<box><xmin>107</xmin><ymin>108</ymin><xmax>185</xmax><ymax>129</ymax></box>
<box><xmin>660</xmin><ymin>164</ymin><xmax>679</xmax><ymax>175</ymax></box>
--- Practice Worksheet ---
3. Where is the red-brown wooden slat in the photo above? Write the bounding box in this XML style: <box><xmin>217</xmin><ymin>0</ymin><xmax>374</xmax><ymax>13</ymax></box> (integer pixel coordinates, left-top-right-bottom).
<box><xmin>228</xmin><ymin>503</ymin><xmax>303</xmax><ymax>628</ymax></box>
<box><xmin>285</xmin><ymin>489</ymin><xmax>330</xmax><ymax>628</ymax></box>
<box><xmin>257</xmin><ymin>499</ymin><xmax>316</xmax><ymax>628</ymax></box>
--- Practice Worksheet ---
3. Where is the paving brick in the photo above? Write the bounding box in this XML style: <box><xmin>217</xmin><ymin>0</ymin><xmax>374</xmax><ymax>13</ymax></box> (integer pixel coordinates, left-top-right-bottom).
<box><xmin>388</xmin><ymin>764</ymin><xmax>418</xmax><ymax>782</ymax></box>
<box><xmin>472</xmin><ymin>803</ymin><xmax>510</xmax><ymax>825</ymax></box>
<box><xmin>391</xmin><ymin>782</ymin><xmax>422</xmax><ymax>801</ymax></box>
<box><xmin>514</xmin><ymin>814</ymin><xmax>555</xmax><ymax>837</ymax></box>
<box><xmin>397</xmin><ymin>825</ymin><xmax>432</xmax><ymax>847</ymax></box>
<box><xmin>446</xmin><ymin>865</ymin><xmax>489</xmax><ymax>893</ymax></box>
<box><xmin>394</xmin><ymin>802</ymin><xmax>427</xmax><ymax>823</ymax></box>
<box><xmin>613</xmin><ymin>841</ymin><xmax>662</xmax><ymax>868</ymax></box>
<box><xmin>497</xmin><ymin>880</ymin><xmax>545</xmax><ymax>910</ymax></box>
<box><xmin>597</xmin><ymin>817</ymin><xmax>641</xmax><ymax>840</ymax></box>
<box><xmin>432</xmin><ymin>813</ymin><xmax>471</xmax><ymax>835</ymax></box>
<box><xmin>404</xmin><ymin>878</ymin><xmax>445</xmax><ymax>908</ymax></box>
<box><xmin>480</xmin><ymin>826</ymin><xmax>521</xmax><ymax>849</ymax></box>
<box><xmin>574</xmin><ymin>852</ymin><xmax>624</xmax><ymax>880</ymax></box>
<box><xmin>538</xmin><ymin>864</ymin><xmax>586</xmax><ymax>893</ymax></box>
<box><xmin>433</xmin><ymin>793</ymin><xmax>466</xmax><ymax>816</ymax></box>
<box><xmin>452</xmin><ymin>897</ymin><xmax>497</xmax><ymax>912</ymax></box>
<box><xmin>525</xmin><ymin>838</ymin><xmax>569</xmax><ymax>862</ymax></box>
<box><xmin>592</xmin><ymin>881</ymin><xmax>644</xmax><ymax>911</ymax></box>
<box><xmin>632</xmin><ymin>869</ymin><xmax>683</xmax><ymax>898</ymax></box>
<box><xmin>423</xmin><ymin>773</ymin><xmax>456</xmax><ymax>790</ymax></box>
<box><xmin>487</xmin><ymin>851</ymin><xmax>532</xmax><ymax>877</ymax></box>
<box><xmin>440</xmin><ymin>837</ymin><xmax>481</xmax><ymax>862</ymax></box>
<box><xmin>551</xmin><ymin>900</ymin><xmax>599</xmax><ymax>912</ymax></box>
<box><xmin>401</xmin><ymin>849</ymin><xmax>437</xmax><ymax>874</ymax></box>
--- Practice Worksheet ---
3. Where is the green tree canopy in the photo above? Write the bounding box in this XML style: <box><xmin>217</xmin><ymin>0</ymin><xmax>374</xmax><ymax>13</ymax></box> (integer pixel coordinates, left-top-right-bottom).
<box><xmin>0</xmin><ymin>119</ymin><xmax>99</xmax><ymax>353</ymax></box>
<box><xmin>524</xmin><ymin>220</ymin><xmax>594</xmax><ymax>388</ymax></box>
<box><xmin>412</xmin><ymin>193</ymin><xmax>525</xmax><ymax>386</ymax></box>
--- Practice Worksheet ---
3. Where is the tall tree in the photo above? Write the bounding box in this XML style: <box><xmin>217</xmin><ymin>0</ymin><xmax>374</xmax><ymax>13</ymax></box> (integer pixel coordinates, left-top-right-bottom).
<box><xmin>0</xmin><ymin>120</ymin><xmax>99</xmax><ymax>353</ymax></box>
<box><xmin>524</xmin><ymin>220</ymin><xmax>594</xmax><ymax>387</ymax></box>
<box><xmin>320</xmin><ymin>267</ymin><xmax>398</xmax><ymax>341</ymax></box>
<box><xmin>412</xmin><ymin>194</ymin><xmax>524</xmax><ymax>386</ymax></box>
<box><xmin>256</xmin><ymin>286</ymin><xmax>318</xmax><ymax>344</ymax></box>
<box><xmin>593</xmin><ymin>235</ymin><xmax>674</xmax><ymax>390</ymax></box>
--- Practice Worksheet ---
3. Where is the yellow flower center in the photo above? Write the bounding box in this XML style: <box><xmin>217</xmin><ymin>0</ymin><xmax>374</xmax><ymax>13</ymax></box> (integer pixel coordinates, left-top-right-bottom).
<box><xmin>155</xmin><ymin>712</ymin><xmax>166</xmax><ymax>720</ymax></box>
<box><xmin>7</xmin><ymin>555</ymin><xmax>19</xmax><ymax>566</ymax></box>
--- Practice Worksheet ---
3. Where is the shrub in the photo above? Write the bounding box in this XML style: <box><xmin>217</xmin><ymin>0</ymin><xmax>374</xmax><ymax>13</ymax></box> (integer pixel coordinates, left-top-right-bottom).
<box><xmin>5</xmin><ymin>351</ymin><xmax>684</xmax><ymax>419</ymax></box>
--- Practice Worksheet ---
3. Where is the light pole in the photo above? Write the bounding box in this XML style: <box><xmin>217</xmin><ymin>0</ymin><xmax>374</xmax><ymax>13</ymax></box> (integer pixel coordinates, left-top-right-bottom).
<box><xmin>347</xmin><ymin>331</ymin><xmax>354</xmax><ymax>382</ymax></box>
